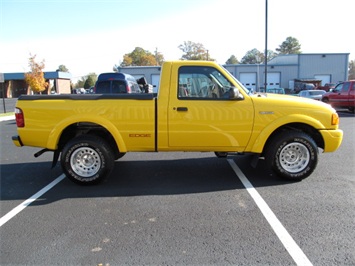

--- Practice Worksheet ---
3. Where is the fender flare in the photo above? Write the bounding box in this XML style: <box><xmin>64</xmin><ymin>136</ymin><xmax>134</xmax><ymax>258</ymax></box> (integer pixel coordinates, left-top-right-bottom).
<box><xmin>249</xmin><ymin>114</ymin><xmax>324</xmax><ymax>153</ymax></box>
<box><xmin>46</xmin><ymin>115</ymin><xmax>127</xmax><ymax>152</ymax></box>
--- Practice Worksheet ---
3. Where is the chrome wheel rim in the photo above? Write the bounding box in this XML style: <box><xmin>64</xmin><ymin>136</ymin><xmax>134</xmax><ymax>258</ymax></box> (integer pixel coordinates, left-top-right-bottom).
<box><xmin>70</xmin><ymin>147</ymin><xmax>101</xmax><ymax>177</ymax></box>
<box><xmin>279</xmin><ymin>142</ymin><xmax>310</xmax><ymax>173</ymax></box>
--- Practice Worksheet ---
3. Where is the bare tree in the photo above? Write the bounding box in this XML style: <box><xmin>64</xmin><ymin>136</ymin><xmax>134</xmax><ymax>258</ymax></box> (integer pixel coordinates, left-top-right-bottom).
<box><xmin>178</xmin><ymin>41</ymin><xmax>214</xmax><ymax>61</ymax></box>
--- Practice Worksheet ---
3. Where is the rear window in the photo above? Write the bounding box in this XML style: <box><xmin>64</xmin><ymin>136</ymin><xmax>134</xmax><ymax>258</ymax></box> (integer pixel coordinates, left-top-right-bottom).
<box><xmin>95</xmin><ymin>81</ymin><xmax>111</xmax><ymax>93</ymax></box>
<box><xmin>112</xmin><ymin>80</ymin><xmax>127</xmax><ymax>93</ymax></box>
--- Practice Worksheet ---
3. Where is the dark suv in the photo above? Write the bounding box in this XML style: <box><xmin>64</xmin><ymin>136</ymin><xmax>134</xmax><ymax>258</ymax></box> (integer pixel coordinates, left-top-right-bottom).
<box><xmin>94</xmin><ymin>73</ymin><xmax>142</xmax><ymax>94</ymax></box>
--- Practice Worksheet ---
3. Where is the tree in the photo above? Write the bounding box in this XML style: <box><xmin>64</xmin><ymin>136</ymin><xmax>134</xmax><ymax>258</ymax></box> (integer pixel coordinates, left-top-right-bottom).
<box><xmin>240</xmin><ymin>48</ymin><xmax>277</xmax><ymax>64</ymax></box>
<box><xmin>240</xmin><ymin>48</ymin><xmax>264</xmax><ymax>64</ymax></box>
<box><xmin>24</xmin><ymin>54</ymin><xmax>48</xmax><ymax>94</ymax></box>
<box><xmin>265</xmin><ymin>50</ymin><xmax>278</xmax><ymax>62</ymax></box>
<box><xmin>225</xmin><ymin>55</ymin><xmax>239</xmax><ymax>64</ymax></box>
<box><xmin>73</xmin><ymin>73</ymin><xmax>97</xmax><ymax>89</ymax></box>
<box><xmin>75</xmin><ymin>77</ymin><xmax>86</xmax><ymax>89</ymax></box>
<box><xmin>276</xmin><ymin>36</ymin><xmax>301</xmax><ymax>54</ymax></box>
<box><xmin>348</xmin><ymin>59</ymin><xmax>355</xmax><ymax>80</ymax></box>
<box><xmin>57</xmin><ymin>65</ymin><xmax>69</xmax><ymax>72</ymax></box>
<box><xmin>120</xmin><ymin>47</ymin><xmax>161</xmax><ymax>67</ymax></box>
<box><xmin>178</xmin><ymin>41</ymin><xmax>214</xmax><ymax>61</ymax></box>
<box><xmin>83</xmin><ymin>73</ymin><xmax>97</xmax><ymax>89</ymax></box>
<box><xmin>154</xmin><ymin>48</ymin><xmax>165</xmax><ymax>66</ymax></box>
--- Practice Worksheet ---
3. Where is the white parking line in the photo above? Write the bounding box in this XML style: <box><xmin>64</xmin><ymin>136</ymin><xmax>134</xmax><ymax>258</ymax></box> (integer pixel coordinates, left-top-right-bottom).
<box><xmin>227</xmin><ymin>159</ymin><xmax>313</xmax><ymax>266</ymax></box>
<box><xmin>0</xmin><ymin>174</ymin><xmax>65</xmax><ymax>227</ymax></box>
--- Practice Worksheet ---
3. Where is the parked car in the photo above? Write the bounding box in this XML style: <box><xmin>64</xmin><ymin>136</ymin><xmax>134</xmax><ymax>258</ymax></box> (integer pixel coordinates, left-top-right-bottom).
<box><xmin>322</xmin><ymin>80</ymin><xmax>355</xmax><ymax>112</ymax></box>
<box><xmin>318</xmin><ymin>83</ymin><xmax>336</xmax><ymax>92</ymax></box>
<box><xmin>299</xmin><ymin>90</ymin><xmax>326</xmax><ymax>100</ymax></box>
<box><xmin>294</xmin><ymin>83</ymin><xmax>315</xmax><ymax>94</ymax></box>
<box><xmin>266</xmin><ymin>88</ymin><xmax>285</xmax><ymax>94</ymax></box>
<box><xmin>94</xmin><ymin>73</ymin><xmax>142</xmax><ymax>94</ymax></box>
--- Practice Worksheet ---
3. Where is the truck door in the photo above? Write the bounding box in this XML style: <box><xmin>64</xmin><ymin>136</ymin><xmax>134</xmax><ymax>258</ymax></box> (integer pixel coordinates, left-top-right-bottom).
<box><xmin>331</xmin><ymin>82</ymin><xmax>349</xmax><ymax>108</ymax></box>
<box><xmin>168</xmin><ymin>65</ymin><xmax>254</xmax><ymax>151</ymax></box>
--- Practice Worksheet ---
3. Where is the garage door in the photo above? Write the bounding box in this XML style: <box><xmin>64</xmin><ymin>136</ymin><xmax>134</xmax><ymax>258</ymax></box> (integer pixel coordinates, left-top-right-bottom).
<box><xmin>266</xmin><ymin>72</ymin><xmax>280</xmax><ymax>89</ymax></box>
<box><xmin>240</xmin><ymin>73</ymin><xmax>256</xmax><ymax>92</ymax></box>
<box><xmin>314</xmin><ymin>75</ymin><xmax>331</xmax><ymax>86</ymax></box>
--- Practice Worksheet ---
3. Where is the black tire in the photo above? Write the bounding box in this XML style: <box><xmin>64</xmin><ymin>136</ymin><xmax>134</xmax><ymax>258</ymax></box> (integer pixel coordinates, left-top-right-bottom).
<box><xmin>61</xmin><ymin>135</ymin><xmax>114</xmax><ymax>185</ymax></box>
<box><xmin>265</xmin><ymin>131</ymin><xmax>318</xmax><ymax>180</ymax></box>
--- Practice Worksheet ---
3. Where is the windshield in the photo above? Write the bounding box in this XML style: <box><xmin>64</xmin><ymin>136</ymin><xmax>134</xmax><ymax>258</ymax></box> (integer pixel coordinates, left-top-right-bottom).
<box><xmin>221</xmin><ymin>65</ymin><xmax>251</xmax><ymax>94</ymax></box>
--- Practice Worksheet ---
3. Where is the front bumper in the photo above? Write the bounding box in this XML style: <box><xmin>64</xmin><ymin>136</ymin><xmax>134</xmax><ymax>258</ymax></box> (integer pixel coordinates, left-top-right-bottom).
<box><xmin>319</xmin><ymin>129</ymin><xmax>343</xmax><ymax>152</ymax></box>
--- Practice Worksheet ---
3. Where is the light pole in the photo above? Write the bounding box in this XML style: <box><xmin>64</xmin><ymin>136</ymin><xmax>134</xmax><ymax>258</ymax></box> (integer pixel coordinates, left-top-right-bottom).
<box><xmin>264</xmin><ymin>0</ymin><xmax>268</xmax><ymax>90</ymax></box>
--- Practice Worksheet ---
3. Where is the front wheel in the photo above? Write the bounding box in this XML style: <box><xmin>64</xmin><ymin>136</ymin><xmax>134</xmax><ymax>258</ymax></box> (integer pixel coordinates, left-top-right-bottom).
<box><xmin>61</xmin><ymin>135</ymin><xmax>114</xmax><ymax>185</ymax></box>
<box><xmin>265</xmin><ymin>131</ymin><xmax>318</xmax><ymax>180</ymax></box>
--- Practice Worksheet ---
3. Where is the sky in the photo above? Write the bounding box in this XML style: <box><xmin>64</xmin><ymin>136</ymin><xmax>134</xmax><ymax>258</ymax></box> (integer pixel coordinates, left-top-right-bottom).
<box><xmin>0</xmin><ymin>0</ymin><xmax>353</xmax><ymax>82</ymax></box>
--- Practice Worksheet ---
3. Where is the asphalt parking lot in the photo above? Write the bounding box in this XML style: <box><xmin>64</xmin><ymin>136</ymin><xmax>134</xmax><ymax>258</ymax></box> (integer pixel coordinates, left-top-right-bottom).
<box><xmin>0</xmin><ymin>106</ymin><xmax>354</xmax><ymax>265</ymax></box>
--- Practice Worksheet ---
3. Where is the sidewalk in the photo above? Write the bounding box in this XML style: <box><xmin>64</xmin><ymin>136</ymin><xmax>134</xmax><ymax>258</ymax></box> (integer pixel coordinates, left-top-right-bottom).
<box><xmin>1</xmin><ymin>98</ymin><xmax>17</xmax><ymax>114</ymax></box>
<box><xmin>0</xmin><ymin>115</ymin><xmax>15</xmax><ymax>122</ymax></box>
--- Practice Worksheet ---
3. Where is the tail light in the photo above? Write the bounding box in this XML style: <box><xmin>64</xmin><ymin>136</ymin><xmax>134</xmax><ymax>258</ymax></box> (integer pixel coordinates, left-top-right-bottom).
<box><xmin>126</xmin><ymin>85</ymin><xmax>131</xmax><ymax>93</ymax></box>
<box><xmin>15</xmin><ymin>108</ymin><xmax>25</xmax><ymax>127</ymax></box>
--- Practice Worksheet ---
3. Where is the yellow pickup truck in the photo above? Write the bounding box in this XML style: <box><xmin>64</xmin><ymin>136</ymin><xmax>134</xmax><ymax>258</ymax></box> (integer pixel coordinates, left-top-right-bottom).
<box><xmin>12</xmin><ymin>61</ymin><xmax>343</xmax><ymax>185</ymax></box>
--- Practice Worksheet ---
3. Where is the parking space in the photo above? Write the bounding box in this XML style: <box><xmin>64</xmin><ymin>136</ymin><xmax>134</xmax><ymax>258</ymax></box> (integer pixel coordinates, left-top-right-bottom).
<box><xmin>1</xmin><ymin>112</ymin><xmax>354</xmax><ymax>265</ymax></box>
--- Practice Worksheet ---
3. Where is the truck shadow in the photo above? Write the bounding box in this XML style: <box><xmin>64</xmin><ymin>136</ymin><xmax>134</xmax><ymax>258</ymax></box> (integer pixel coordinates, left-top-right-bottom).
<box><xmin>1</xmin><ymin>155</ymin><xmax>295</xmax><ymax>205</ymax></box>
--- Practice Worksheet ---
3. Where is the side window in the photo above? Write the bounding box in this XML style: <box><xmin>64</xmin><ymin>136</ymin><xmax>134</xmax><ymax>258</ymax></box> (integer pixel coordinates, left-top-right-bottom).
<box><xmin>334</xmin><ymin>83</ymin><xmax>343</xmax><ymax>92</ymax></box>
<box><xmin>341</xmin><ymin>82</ymin><xmax>350</xmax><ymax>92</ymax></box>
<box><xmin>178</xmin><ymin>66</ymin><xmax>233</xmax><ymax>99</ymax></box>
<box><xmin>129</xmin><ymin>81</ymin><xmax>141</xmax><ymax>93</ymax></box>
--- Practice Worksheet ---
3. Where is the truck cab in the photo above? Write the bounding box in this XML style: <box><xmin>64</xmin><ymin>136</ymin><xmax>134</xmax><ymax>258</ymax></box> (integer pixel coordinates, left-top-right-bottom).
<box><xmin>322</xmin><ymin>80</ymin><xmax>355</xmax><ymax>112</ymax></box>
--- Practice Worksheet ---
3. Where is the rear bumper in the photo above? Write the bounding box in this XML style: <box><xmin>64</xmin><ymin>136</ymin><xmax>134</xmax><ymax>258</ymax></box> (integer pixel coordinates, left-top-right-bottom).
<box><xmin>320</xmin><ymin>129</ymin><xmax>343</xmax><ymax>152</ymax></box>
<box><xmin>12</xmin><ymin>135</ymin><xmax>23</xmax><ymax>147</ymax></box>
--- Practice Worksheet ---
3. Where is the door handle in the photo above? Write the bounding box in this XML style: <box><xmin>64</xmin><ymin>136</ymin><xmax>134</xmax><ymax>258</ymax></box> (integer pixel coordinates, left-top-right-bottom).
<box><xmin>176</xmin><ymin>107</ymin><xmax>188</xmax><ymax>112</ymax></box>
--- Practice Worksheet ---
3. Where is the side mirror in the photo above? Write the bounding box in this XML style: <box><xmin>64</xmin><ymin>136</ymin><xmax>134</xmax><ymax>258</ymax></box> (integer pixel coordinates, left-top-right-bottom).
<box><xmin>229</xmin><ymin>87</ymin><xmax>244</xmax><ymax>100</ymax></box>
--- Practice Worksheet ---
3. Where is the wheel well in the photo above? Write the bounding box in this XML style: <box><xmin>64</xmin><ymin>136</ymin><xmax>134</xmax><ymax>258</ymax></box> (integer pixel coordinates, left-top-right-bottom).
<box><xmin>58</xmin><ymin>122</ymin><xmax>120</xmax><ymax>158</ymax></box>
<box><xmin>262</xmin><ymin>123</ymin><xmax>324</xmax><ymax>155</ymax></box>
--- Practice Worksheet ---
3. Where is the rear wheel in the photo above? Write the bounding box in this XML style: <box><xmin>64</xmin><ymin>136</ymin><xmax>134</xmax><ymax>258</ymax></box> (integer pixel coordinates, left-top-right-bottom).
<box><xmin>61</xmin><ymin>135</ymin><xmax>114</xmax><ymax>185</ymax></box>
<box><xmin>265</xmin><ymin>131</ymin><xmax>318</xmax><ymax>180</ymax></box>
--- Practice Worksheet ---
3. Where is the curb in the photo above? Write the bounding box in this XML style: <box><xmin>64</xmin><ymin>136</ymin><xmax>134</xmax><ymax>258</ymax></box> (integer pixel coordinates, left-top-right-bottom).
<box><xmin>0</xmin><ymin>115</ymin><xmax>15</xmax><ymax>122</ymax></box>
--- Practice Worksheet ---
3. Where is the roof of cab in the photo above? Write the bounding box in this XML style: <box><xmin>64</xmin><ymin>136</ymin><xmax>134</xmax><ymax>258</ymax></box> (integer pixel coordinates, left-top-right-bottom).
<box><xmin>97</xmin><ymin>72</ymin><xmax>136</xmax><ymax>81</ymax></box>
